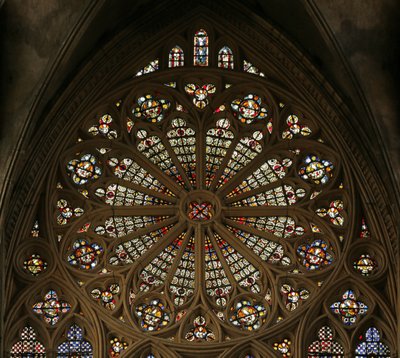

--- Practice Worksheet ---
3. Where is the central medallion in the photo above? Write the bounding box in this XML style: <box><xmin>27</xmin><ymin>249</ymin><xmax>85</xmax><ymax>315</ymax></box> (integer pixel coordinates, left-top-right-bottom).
<box><xmin>188</xmin><ymin>201</ymin><xmax>213</xmax><ymax>221</ymax></box>
<box><xmin>181</xmin><ymin>190</ymin><xmax>221</xmax><ymax>224</ymax></box>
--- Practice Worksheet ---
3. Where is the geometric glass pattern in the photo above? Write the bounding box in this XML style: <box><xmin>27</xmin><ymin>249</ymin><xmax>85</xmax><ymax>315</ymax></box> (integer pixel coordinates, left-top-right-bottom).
<box><xmin>135</xmin><ymin>299</ymin><xmax>170</xmax><ymax>331</ymax></box>
<box><xmin>282</xmin><ymin>114</ymin><xmax>311</xmax><ymax>139</ymax></box>
<box><xmin>10</xmin><ymin>326</ymin><xmax>46</xmax><ymax>357</ymax></box>
<box><xmin>218</xmin><ymin>46</ymin><xmax>234</xmax><ymax>69</ymax></box>
<box><xmin>307</xmin><ymin>326</ymin><xmax>344</xmax><ymax>357</ymax></box>
<box><xmin>229</xmin><ymin>299</ymin><xmax>267</xmax><ymax>331</ymax></box>
<box><xmin>231</xmin><ymin>94</ymin><xmax>268</xmax><ymax>124</ymax></box>
<box><xmin>330</xmin><ymin>290</ymin><xmax>368</xmax><ymax>325</ymax></box>
<box><xmin>57</xmin><ymin>324</ymin><xmax>93</xmax><ymax>357</ymax></box>
<box><xmin>185</xmin><ymin>315</ymin><xmax>216</xmax><ymax>342</ymax></box>
<box><xmin>185</xmin><ymin>83</ymin><xmax>216</xmax><ymax>109</ymax></box>
<box><xmin>32</xmin><ymin>290</ymin><xmax>71</xmax><ymax>325</ymax></box>
<box><xmin>355</xmin><ymin>327</ymin><xmax>390</xmax><ymax>358</ymax></box>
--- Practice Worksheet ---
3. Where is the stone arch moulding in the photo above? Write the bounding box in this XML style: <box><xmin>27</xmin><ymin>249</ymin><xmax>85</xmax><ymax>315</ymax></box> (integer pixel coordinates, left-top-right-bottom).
<box><xmin>2</xmin><ymin>2</ymin><xmax>397</xmax><ymax>357</ymax></box>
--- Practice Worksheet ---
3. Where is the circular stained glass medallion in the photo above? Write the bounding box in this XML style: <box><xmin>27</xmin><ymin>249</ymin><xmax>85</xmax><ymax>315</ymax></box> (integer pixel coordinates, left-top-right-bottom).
<box><xmin>56</xmin><ymin>75</ymin><xmax>345</xmax><ymax>343</ymax></box>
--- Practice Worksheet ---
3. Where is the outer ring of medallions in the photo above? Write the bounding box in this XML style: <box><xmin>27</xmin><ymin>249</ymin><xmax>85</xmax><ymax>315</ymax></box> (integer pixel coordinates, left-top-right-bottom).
<box><xmin>179</xmin><ymin>190</ymin><xmax>222</xmax><ymax>226</ymax></box>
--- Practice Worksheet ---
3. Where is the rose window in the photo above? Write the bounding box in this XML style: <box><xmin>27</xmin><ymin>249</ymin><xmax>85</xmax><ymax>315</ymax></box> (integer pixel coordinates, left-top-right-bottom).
<box><xmin>50</xmin><ymin>65</ymin><xmax>351</xmax><ymax>344</ymax></box>
<box><xmin>4</xmin><ymin>17</ymin><xmax>395</xmax><ymax>356</ymax></box>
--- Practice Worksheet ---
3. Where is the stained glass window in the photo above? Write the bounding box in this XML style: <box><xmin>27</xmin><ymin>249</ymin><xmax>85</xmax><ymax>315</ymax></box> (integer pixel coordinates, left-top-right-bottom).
<box><xmin>169</xmin><ymin>46</ymin><xmax>184</xmax><ymax>67</ymax></box>
<box><xmin>243</xmin><ymin>60</ymin><xmax>265</xmax><ymax>76</ymax></box>
<box><xmin>42</xmin><ymin>74</ymin><xmax>353</xmax><ymax>350</ymax></box>
<box><xmin>33</xmin><ymin>290</ymin><xmax>71</xmax><ymax>325</ymax></box>
<box><xmin>355</xmin><ymin>327</ymin><xmax>390</xmax><ymax>357</ymax></box>
<box><xmin>218</xmin><ymin>46</ymin><xmax>234</xmax><ymax>69</ymax></box>
<box><xmin>194</xmin><ymin>29</ymin><xmax>208</xmax><ymax>66</ymax></box>
<box><xmin>136</xmin><ymin>59</ymin><xmax>159</xmax><ymax>76</ymax></box>
<box><xmin>57</xmin><ymin>324</ymin><xmax>93</xmax><ymax>357</ymax></box>
<box><xmin>6</xmin><ymin>21</ymin><xmax>395</xmax><ymax>358</ymax></box>
<box><xmin>10</xmin><ymin>326</ymin><xmax>46</xmax><ymax>357</ymax></box>
<box><xmin>307</xmin><ymin>326</ymin><xmax>344</xmax><ymax>357</ymax></box>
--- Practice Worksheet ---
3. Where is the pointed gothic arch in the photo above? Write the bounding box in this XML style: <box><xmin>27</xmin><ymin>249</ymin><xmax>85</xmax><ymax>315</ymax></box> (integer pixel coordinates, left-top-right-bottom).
<box><xmin>1</xmin><ymin>2</ymin><xmax>397</xmax><ymax>357</ymax></box>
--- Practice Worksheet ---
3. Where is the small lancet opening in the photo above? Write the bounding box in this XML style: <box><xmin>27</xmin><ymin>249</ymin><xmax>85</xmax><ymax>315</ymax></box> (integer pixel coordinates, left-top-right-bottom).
<box><xmin>218</xmin><ymin>46</ymin><xmax>234</xmax><ymax>69</ymax></box>
<box><xmin>194</xmin><ymin>29</ymin><xmax>208</xmax><ymax>66</ymax></box>
<box><xmin>169</xmin><ymin>46</ymin><xmax>184</xmax><ymax>67</ymax></box>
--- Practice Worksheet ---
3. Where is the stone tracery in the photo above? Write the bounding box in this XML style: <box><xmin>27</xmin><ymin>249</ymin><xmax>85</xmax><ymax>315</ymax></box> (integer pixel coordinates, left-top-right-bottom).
<box><xmin>3</xmin><ymin>15</ymin><xmax>396</xmax><ymax>358</ymax></box>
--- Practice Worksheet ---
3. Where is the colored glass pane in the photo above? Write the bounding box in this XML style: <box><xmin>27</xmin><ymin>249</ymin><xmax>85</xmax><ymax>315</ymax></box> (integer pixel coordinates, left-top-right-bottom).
<box><xmin>135</xmin><ymin>299</ymin><xmax>170</xmax><ymax>331</ymax></box>
<box><xmin>231</xmin><ymin>94</ymin><xmax>268</xmax><ymax>124</ymax></box>
<box><xmin>226</xmin><ymin>158</ymin><xmax>292</xmax><ymax>198</ymax></box>
<box><xmin>229</xmin><ymin>299</ymin><xmax>266</xmax><ymax>331</ymax></box>
<box><xmin>88</xmin><ymin>114</ymin><xmax>117</xmax><ymax>139</ymax></box>
<box><xmin>56</xmin><ymin>199</ymin><xmax>84</xmax><ymax>225</ymax></box>
<box><xmin>167</xmin><ymin>118</ymin><xmax>197</xmax><ymax>185</ymax></box>
<box><xmin>297</xmin><ymin>240</ymin><xmax>333</xmax><ymax>270</ymax></box>
<box><xmin>136</xmin><ymin>130</ymin><xmax>187</xmax><ymax>188</ymax></box>
<box><xmin>169</xmin><ymin>235</ymin><xmax>196</xmax><ymax>305</ymax></box>
<box><xmin>67</xmin><ymin>239</ymin><xmax>103</xmax><ymax>270</ymax></box>
<box><xmin>136</xmin><ymin>59</ymin><xmax>159</xmax><ymax>76</ymax></box>
<box><xmin>330</xmin><ymin>290</ymin><xmax>368</xmax><ymax>325</ymax></box>
<box><xmin>67</xmin><ymin>154</ymin><xmax>102</xmax><ymax>185</ymax></box>
<box><xmin>139</xmin><ymin>233</ymin><xmax>185</xmax><ymax>291</ymax></box>
<box><xmin>217</xmin><ymin>133</ymin><xmax>263</xmax><ymax>188</ymax></box>
<box><xmin>91</xmin><ymin>283</ymin><xmax>120</xmax><ymax>310</ymax></box>
<box><xmin>10</xmin><ymin>326</ymin><xmax>46</xmax><ymax>357</ymax></box>
<box><xmin>218</xmin><ymin>46</ymin><xmax>234</xmax><ymax>69</ymax></box>
<box><xmin>230</xmin><ymin>185</ymin><xmax>306</xmax><ymax>207</ymax></box>
<box><xmin>307</xmin><ymin>326</ymin><xmax>344</xmax><ymax>357</ymax></box>
<box><xmin>169</xmin><ymin>46</ymin><xmax>184</xmax><ymax>67</ymax></box>
<box><xmin>205</xmin><ymin>118</ymin><xmax>234</xmax><ymax>188</ymax></box>
<box><xmin>316</xmin><ymin>200</ymin><xmax>345</xmax><ymax>226</ymax></box>
<box><xmin>109</xmin><ymin>224</ymin><xmax>174</xmax><ymax>265</ymax></box>
<box><xmin>355</xmin><ymin>327</ymin><xmax>390</xmax><ymax>357</ymax></box>
<box><xmin>185</xmin><ymin>83</ymin><xmax>216</xmax><ymax>109</ymax></box>
<box><xmin>273</xmin><ymin>339</ymin><xmax>292</xmax><ymax>357</ymax></box>
<box><xmin>194</xmin><ymin>29</ymin><xmax>208</xmax><ymax>66</ymax></box>
<box><xmin>57</xmin><ymin>324</ymin><xmax>93</xmax><ymax>357</ymax></box>
<box><xmin>227</xmin><ymin>226</ymin><xmax>290</xmax><ymax>265</ymax></box>
<box><xmin>282</xmin><ymin>114</ymin><xmax>311</xmax><ymax>139</ymax></box>
<box><xmin>107</xmin><ymin>157</ymin><xmax>174</xmax><ymax>196</ymax></box>
<box><xmin>133</xmin><ymin>94</ymin><xmax>171</xmax><ymax>123</ymax></box>
<box><xmin>299</xmin><ymin>155</ymin><xmax>334</xmax><ymax>185</ymax></box>
<box><xmin>185</xmin><ymin>316</ymin><xmax>215</xmax><ymax>342</ymax></box>
<box><xmin>215</xmin><ymin>233</ymin><xmax>261</xmax><ymax>293</ymax></box>
<box><xmin>188</xmin><ymin>201</ymin><xmax>213</xmax><ymax>220</ymax></box>
<box><xmin>33</xmin><ymin>290</ymin><xmax>71</xmax><ymax>325</ymax></box>
<box><xmin>353</xmin><ymin>254</ymin><xmax>377</xmax><ymax>276</ymax></box>
<box><xmin>229</xmin><ymin>216</ymin><xmax>304</xmax><ymax>238</ymax></box>
<box><xmin>109</xmin><ymin>338</ymin><xmax>128</xmax><ymax>357</ymax></box>
<box><xmin>24</xmin><ymin>254</ymin><xmax>47</xmax><ymax>275</ymax></box>
<box><xmin>243</xmin><ymin>60</ymin><xmax>265</xmax><ymax>76</ymax></box>
<box><xmin>280</xmin><ymin>284</ymin><xmax>309</xmax><ymax>311</ymax></box>
<box><xmin>204</xmin><ymin>236</ymin><xmax>232</xmax><ymax>307</ymax></box>
<box><xmin>31</xmin><ymin>219</ymin><xmax>40</xmax><ymax>237</ymax></box>
<box><xmin>96</xmin><ymin>215</ymin><xmax>170</xmax><ymax>238</ymax></box>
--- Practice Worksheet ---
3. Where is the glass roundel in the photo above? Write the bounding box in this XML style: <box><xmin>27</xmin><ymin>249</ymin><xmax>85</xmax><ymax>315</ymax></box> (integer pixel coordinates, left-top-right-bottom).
<box><xmin>56</xmin><ymin>75</ymin><xmax>346</xmax><ymax>342</ymax></box>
